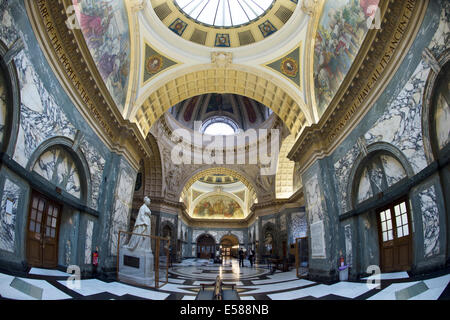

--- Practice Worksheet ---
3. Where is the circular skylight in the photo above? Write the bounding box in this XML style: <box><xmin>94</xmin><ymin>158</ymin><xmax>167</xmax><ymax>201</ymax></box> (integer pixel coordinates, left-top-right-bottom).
<box><xmin>202</xmin><ymin>116</ymin><xmax>238</xmax><ymax>135</ymax></box>
<box><xmin>175</xmin><ymin>0</ymin><xmax>274</xmax><ymax>27</ymax></box>
<box><xmin>204</xmin><ymin>122</ymin><xmax>236</xmax><ymax>135</ymax></box>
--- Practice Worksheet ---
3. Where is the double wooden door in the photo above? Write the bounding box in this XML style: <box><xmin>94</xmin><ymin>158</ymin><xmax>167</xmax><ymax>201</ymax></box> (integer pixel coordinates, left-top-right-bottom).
<box><xmin>377</xmin><ymin>198</ymin><xmax>413</xmax><ymax>272</ymax></box>
<box><xmin>26</xmin><ymin>191</ymin><xmax>62</xmax><ymax>268</ymax></box>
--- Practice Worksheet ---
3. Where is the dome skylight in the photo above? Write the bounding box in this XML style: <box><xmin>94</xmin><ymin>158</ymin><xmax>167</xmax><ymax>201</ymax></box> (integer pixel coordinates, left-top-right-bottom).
<box><xmin>203</xmin><ymin>122</ymin><xmax>236</xmax><ymax>135</ymax></box>
<box><xmin>202</xmin><ymin>116</ymin><xmax>238</xmax><ymax>135</ymax></box>
<box><xmin>175</xmin><ymin>0</ymin><xmax>274</xmax><ymax>27</ymax></box>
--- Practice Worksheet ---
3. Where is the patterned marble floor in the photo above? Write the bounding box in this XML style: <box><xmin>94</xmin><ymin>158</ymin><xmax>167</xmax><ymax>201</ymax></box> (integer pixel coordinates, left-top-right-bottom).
<box><xmin>0</xmin><ymin>258</ymin><xmax>449</xmax><ymax>300</ymax></box>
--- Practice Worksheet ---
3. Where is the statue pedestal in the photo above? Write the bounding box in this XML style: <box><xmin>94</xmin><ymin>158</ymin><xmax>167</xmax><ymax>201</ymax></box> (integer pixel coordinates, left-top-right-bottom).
<box><xmin>118</xmin><ymin>247</ymin><xmax>155</xmax><ymax>287</ymax></box>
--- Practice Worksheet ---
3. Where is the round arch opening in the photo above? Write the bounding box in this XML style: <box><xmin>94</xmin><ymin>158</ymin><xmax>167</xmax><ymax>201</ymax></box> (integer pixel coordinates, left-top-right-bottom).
<box><xmin>196</xmin><ymin>234</ymin><xmax>216</xmax><ymax>259</ymax></box>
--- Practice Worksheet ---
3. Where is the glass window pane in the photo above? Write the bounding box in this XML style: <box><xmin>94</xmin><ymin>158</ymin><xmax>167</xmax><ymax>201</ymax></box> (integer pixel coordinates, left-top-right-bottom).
<box><xmin>31</xmin><ymin>209</ymin><xmax>37</xmax><ymax>221</ymax></box>
<box><xmin>382</xmin><ymin>221</ymin><xmax>387</xmax><ymax>232</ymax></box>
<box><xmin>32</xmin><ymin>198</ymin><xmax>38</xmax><ymax>209</ymax></box>
<box><xmin>51</xmin><ymin>228</ymin><xmax>56</xmax><ymax>238</ymax></box>
<box><xmin>397</xmin><ymin>227</ymin><xmax>403</xmax><ymax>238</ymax></box>
<box><xmin>38</xmin><ymin>200</ymin><xmax>45</xmax><ymax>211</ymax></box>
<box><xmin>52</xmin><ymin>218</ymin><xmax>57</xmax><ymax>228</ymax></box>
<box><xmin>36</xmin><ymin>223</ymin><xmax>40</xmax><ymax>233</ymax></box>
<box><xmin>388</xmin><ymin>230</ymin><xmax>393</xmax><ymax>241</ymax></box>
<box><xmin>400</xmin><ymin>202</ymin><xmax>407</xmax><ymax>213</ymax></box>
<box><xmin>383</xmin><ymin>232</ymin><xmax>387</xmax><ymax>242</ymax></box>
<box><xmin>386</xmin><ymin>210</ymin><xmax>391</xmax><ymax>220</ymax></box>
<box><xmin>403</xmin><ymin>225</ymin><xmax>409</xmax><ymax>236</ymax></box>
<box><xmin>394</xmin><ymin>205</ymin><xmax>401</xmax><ymax>216</ymax></box>
<box><xmin>46</xmin><ymin>227</ymin><xmax>50</xmax><ymax>237</ymax></box>
<box><xmin>176</xmin><ymin>0</ymin><xmax>273</xmax><ymax>27</ymax></box>
<box><xmin>402</xmin><ymin>214</ymin><xmax>408</xmax><ymax>226</ymax></box>
<box><xmin>37</xmin><ymin>212</ymin><xmax>42</xmax><ymax>222</ymax></box>
<box><xmin>380</xmin><ymin>211</ymin><xmax>386</xmax><ymax>222</ymax></box>
<box><xmin>53</xmin><ymin>209</ymin><xmax>58</xmax><ymax>218</ymax></box>
<box><xmin>396</xmin><ymin>216</ymin><xmax>402</xmax><ymax>228</ymax></box>
<box><xmin>30</xmin><ymin>221</ymin><xmax>35</xmax><ymax>232</ymax></box>
<box><xmin>387</xmin><ymin>220</ymin><xmax>392</xmax><ymax>230</ymax></box>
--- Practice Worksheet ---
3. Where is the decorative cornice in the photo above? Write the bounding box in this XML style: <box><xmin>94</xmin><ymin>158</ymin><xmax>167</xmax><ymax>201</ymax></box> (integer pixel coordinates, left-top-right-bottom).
<box><xmin>26</xmin><ymin>0</ymin><xmax>152</xmax><ymax>170</ymax></box>
<box><xmin>288</xmin><ymin>0</ymin><xmax>428</xmax><ymax>171</ymax></box>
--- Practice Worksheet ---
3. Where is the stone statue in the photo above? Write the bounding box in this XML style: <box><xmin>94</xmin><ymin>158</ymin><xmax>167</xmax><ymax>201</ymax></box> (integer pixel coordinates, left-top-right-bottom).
<box><xmin>126</xmin><ymin>196</ymin><xmax>152</xmax><ymax>251</ymax></box>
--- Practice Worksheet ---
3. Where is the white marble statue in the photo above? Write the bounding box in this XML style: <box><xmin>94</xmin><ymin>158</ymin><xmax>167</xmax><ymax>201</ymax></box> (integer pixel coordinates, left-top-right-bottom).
<box><xmin>126</xmin><ymin>196</ymin><xmax>152</xmax><ymax>251</ymax></box>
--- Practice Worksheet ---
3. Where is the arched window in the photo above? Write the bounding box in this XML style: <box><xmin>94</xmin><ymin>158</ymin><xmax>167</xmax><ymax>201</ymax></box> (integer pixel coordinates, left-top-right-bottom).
<box><xmin>32</xmin><ymin>146</ymin><xmax>83</xmax><ymax>199</ymax></box>
<box><xmin>353</xmin><ymin>151</ymin><xmax>408</xmax><ymax>206</ymax></box>
<box><xmin>202</xmin><ymin>116</ymin><xmax>238</xmax><ymax>135</ymax></box>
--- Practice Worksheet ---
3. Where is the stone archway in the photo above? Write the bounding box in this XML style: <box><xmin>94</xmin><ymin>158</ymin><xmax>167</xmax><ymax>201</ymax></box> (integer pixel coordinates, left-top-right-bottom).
<box><xmin>196</xmin><ymin>233</ymin><xmax>216</xmax><ymax>259</ymax></box>
<box><xmin>132</xmin><ymin>67</ymin><xmax>312</xmax><ymax>138</ymax></box>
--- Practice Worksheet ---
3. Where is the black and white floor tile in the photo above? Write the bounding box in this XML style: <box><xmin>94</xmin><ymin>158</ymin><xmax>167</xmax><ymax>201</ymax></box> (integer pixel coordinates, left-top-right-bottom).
<box><xmin>0</xmin><ymin>258</ymin><xmax>449</xmax><ymax>300</ymax></box>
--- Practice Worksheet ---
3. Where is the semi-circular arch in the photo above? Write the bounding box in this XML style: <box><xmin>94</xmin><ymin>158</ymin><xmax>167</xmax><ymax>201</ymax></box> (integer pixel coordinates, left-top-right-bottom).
<box><xmin>132</xmin><ymin>66</ymin><xmax>312</xmax><ymax>138</ymax></box>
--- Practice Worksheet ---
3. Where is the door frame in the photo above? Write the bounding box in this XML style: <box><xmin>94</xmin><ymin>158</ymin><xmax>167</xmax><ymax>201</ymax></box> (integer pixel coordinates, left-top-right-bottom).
<box><xmin>376</xmin><ymin>196</ymin><xmax>414</xmax><ymax>272</ymax></box>
<box><xmin>26</xmin><ymin>190</ymin><xmax>63</xmax><ymax>268</ymax></box>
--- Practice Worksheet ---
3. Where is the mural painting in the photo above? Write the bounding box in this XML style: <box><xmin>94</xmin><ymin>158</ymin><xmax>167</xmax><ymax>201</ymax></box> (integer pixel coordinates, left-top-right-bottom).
<box><xmin>314</xmin><ymin>0</ymin><xmax>380</xmax><ymax>115</ymax></box>
<box><xmin>73</xmin><ymin>0</ymin><xmax>130</xmax><ymax>111</ymax></box>
<box><xmin>193</xmin><ymin>196</ymin><xmax>244</xmax><ymax>219</ymax></box>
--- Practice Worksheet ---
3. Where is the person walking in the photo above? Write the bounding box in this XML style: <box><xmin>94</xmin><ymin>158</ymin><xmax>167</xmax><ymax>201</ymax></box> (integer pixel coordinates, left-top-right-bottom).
<box><xmin>248</xmin><ymin>248</ymin><xmax>255</xmax><ymax>267</ymax></box>
<box><xmin>239</xmin><ymin>248</ymin><xmax>245</xmax><ymax>267</ymax></box>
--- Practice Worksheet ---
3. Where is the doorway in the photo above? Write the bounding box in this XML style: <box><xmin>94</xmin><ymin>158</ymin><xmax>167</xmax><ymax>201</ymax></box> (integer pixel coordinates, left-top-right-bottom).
<box><xmin>197</xmin><ymin>234</ymin><xmax>216</xmax><ymax>259</ymax></box>
<box><xmin>220</xmin><ymin>235</ymin><xmax>239</xmax><ymax>258</ymax></box>
<box><xmin>377</xmin><ymin>198</ymin><xmax>413</xmax><ymax>272</ymax></box>
<box><xmin>26</xmin><ymin>191</ymin><xmax>62</xmax><ymax>268</ymax></box>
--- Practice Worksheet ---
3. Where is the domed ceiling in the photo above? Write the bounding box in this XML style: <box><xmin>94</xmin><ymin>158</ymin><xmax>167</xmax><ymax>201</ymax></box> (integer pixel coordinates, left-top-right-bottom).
<box><xmin>198</xmin><ymin>174</ymin><xmax>240</xmax><ymax>184</ymax></box>
<box><xmin>68</xmin><ymin>0</ymin><xmax>381</xmax><ymax>137</ymax></box>
<box><xmin>152</xmin><ymin>0</ymin><xmax>297</xmax><ymax>47</ymax></box>
<box><xmin>181</xmin><ymin>174</ymin><xmax>255</xmax><ymax>220</ymax></box>
<box><xmin>168</xmin><ymin>93</ymin><xmax>273</xmax><ymax>132</ymax></box>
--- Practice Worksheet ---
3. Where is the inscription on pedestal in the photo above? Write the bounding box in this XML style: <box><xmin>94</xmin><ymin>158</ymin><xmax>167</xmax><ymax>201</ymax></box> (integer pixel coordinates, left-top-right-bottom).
<box><xmin>124</xmin><ymin>255</ymin><xmax>140</xmax><ymax>268</ymax></box>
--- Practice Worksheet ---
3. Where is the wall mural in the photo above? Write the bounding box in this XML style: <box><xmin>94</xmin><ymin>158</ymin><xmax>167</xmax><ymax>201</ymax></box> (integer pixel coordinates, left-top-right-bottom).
<box><xmin>73</xmin><ymin>0</ymin><xmax>130</xmax><ymax>111</ymax></box>
<box><xmin>314</xmin><ymin>0</ymin><xmax>379</xmax><ymax>115</ymax></box>
<box><xmin>193</xmin><ymin>195</ymin><xmax>244</xmax><ymax>219</ymax></box>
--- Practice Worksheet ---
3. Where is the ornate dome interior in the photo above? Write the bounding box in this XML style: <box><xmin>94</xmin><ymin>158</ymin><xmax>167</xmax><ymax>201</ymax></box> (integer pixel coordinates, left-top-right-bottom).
<box><xmin>168</xmin><ymin>93</ymin><xmax>274</xmax><ymax>133</ymax></box>
<box><xmin>2</xmin><ymin>0</ymin><xmax>448</xmax><ymax>301</ymax></box>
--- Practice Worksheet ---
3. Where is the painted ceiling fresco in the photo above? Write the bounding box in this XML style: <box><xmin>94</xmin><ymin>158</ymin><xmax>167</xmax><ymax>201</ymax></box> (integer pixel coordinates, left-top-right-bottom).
<box><xmin>192</xmin><ymin>195</ymin><xmax>245</xmax><ymax>219</ymax></box>
<box><xmin>73</xmin><ymin>0</ymin><xmax>130</xmax><ymax>112</ymax></box>
<box><xmin>314</xmin><ymin>0</ymin><xmax>380</xmax><ymax>115</ymax></box>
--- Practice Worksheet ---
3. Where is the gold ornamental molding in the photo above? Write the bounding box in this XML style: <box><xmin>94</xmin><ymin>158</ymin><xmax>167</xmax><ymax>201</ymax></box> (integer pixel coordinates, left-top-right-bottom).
<box><xmin>288</xmin><ymin>0</ymin><xmax>428</xmax><ymax>171</ymax></box>
<box><xmin>26</xmin><ymin>0</ymin><xmax>152</xmax><ymax>170</ymax></box>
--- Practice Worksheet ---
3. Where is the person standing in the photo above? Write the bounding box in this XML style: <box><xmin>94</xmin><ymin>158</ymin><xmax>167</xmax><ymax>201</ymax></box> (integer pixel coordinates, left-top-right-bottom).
<box><xmin>248</xmin><ymin>248</ymin><xmax>255</xmax><ymax>267</ymax></box>
<box><xmin>239</xmin><ymin>248</ymin><xmax>244</xmax><ymax>267</ymax></box>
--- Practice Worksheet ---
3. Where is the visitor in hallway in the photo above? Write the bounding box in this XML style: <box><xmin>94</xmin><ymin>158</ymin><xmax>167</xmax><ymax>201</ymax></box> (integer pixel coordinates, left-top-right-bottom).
<box><xmin>248</xmin><ymin>248</ymin><xmax>255</xmax><ymax>267</ymax></box>
<box><xmin>239</xmin><ymin>248</ymin><xmax>245</xmax><ymax>267</ymax></box>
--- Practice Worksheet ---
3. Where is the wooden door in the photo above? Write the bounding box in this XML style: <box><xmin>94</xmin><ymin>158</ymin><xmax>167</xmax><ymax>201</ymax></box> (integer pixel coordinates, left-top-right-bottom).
<box><xmin>197</xmin><ymin>235</ymin><xmax>215</xmax><ymax>259</ymax></box>
<box><xmin>26</xmin><ymin>192</ymin><xmax>62</xmax><ymax>268</ymax></box>
<box><xmin>377</xmin><ymin>198</ymin><xmax>412</xmax><ymax>272</ymax></box>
